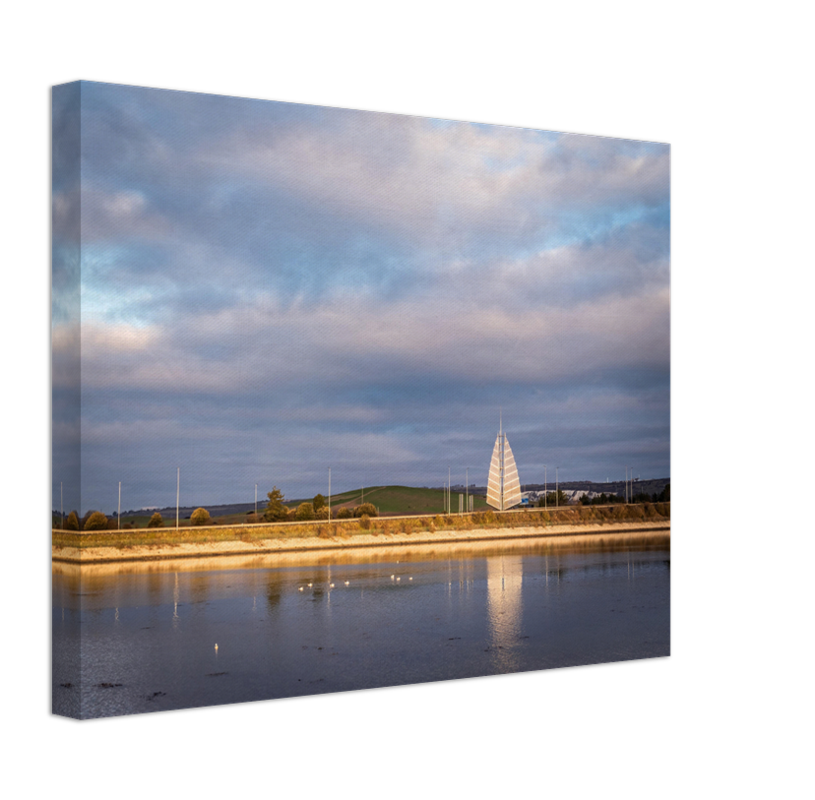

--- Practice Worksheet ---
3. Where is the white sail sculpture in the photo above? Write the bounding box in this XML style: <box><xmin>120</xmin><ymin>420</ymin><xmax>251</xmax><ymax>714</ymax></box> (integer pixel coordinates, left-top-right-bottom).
<box><xmin>486</xmin><ymin>417</ymin><xmax>523</xmax><ymax>511</ymax></box>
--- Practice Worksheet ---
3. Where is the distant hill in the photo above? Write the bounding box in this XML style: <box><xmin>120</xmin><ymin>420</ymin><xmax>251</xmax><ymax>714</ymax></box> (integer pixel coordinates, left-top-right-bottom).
<box><xmin>114</xmin><ymin>479</ymin><xmax>669</xmax><ymax>526</ymax></box>
<box><xmin>520</xmin><ymin>478</ymin><xmax>670</xmax><ymax>498</ymax></box>
<box><xmin>434</xmin><ymin>478</ymin><xmax>669</xmax><ymax>499</ymax></box>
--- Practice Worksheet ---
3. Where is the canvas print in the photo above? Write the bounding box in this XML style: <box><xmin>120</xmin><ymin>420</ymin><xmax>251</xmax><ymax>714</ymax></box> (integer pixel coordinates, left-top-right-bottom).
<box><xmin>52</xmin><ymin>81</ymin><xmax>670</xmax><ymax>720</ymax></box>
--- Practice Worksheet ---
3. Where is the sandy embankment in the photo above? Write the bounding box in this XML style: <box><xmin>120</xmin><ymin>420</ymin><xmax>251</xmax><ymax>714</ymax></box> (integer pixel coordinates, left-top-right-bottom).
<box><xmin>52</xmin><ymin>520</ymin><xmax>670</xmax><ymax>566</ymax></box>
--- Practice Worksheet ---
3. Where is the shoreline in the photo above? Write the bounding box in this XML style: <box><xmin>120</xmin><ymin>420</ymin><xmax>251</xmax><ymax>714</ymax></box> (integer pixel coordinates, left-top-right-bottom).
<box><xmin>52</xmin><ymin>520</ymin><xmax>670</xmax><ymax>566</ymax></box>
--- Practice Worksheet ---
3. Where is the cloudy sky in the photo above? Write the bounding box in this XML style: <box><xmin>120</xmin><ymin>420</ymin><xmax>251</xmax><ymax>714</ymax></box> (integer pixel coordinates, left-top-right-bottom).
<box><xmin>52</xmin><ymin>81</ymin><xmax>669</xmax><ymax>515</ymax></box>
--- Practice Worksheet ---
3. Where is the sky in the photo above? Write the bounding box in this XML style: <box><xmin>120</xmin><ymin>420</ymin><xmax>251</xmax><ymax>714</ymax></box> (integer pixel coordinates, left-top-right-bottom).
<box><xmin>52</xmin><ymin>81</ymin><xmax>669</xmax><ymax>515</ymax></box>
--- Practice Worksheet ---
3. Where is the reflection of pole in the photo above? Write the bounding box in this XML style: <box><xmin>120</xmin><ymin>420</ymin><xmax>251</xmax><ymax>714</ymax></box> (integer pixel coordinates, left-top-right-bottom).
<box><xmin>176</xmin><ymin>468</ymin><xmax>180</xmax><ymax>529</ymax></box>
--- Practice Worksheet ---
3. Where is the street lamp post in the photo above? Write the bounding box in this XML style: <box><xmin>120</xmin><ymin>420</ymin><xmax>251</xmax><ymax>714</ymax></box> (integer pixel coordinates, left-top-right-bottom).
<box><xmin>544</xmin><ymin>466</ymin><xmax>547</xmax><ymax>510</ymax></box>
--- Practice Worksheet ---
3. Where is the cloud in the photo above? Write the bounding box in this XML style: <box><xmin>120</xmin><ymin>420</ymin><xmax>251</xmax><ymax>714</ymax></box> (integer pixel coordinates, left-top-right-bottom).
<box><xmin>77</xmin><ymin>278</ymin><xmax>668</xmax><ymax>405</ymax></box>
<box><xmin>228</xmin><ymin>114</ymin><xmax>527</xmax><ymax>233</ymax></box>
<box><xmin>201</xmin><ymin>111</ymin><xmax>669</xmax><ymax>250</ymax></box>
<box><xmin>61</xmin><ymin>82</ymin><xmax>670</xmax><ymax>511</ymax></box>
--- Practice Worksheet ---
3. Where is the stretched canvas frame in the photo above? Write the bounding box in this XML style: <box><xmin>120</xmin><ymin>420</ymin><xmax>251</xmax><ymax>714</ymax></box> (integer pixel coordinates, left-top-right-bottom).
<box><xmin>52</xmin><ymin>81</ymin><xmax>672</xmax><ymax>718</ymax></box>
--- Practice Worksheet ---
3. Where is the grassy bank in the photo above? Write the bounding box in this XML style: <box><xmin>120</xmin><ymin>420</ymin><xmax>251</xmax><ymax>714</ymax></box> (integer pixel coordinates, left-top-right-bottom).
<box><xmin>53</xmin><ymin>502</ymin><xmax>669</xmax><ymax>551</ymax></box>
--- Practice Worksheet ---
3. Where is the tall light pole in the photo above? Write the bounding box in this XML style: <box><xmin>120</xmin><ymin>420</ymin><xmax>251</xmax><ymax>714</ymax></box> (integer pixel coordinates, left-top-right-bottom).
<box><xmin>176</xmin><ymin>467</ymin><xmax>180</xmax><ymax>529</ymax></box>
<box><xmin>556</xmin><ymin>467</ymin><xmax>559</xmax><ymax>507</ymax></box>
<box><xmin>118</xmin><ymin>481</ymin><xmax>121</xmax><ymax>530</ymax></box>
<box><xmin>466</xmin><ymin>467</ymin><xmax>468</xmax><ymax>515</ymax></box>
<box><xmin>60</xmin><ymin>482</ymin><xmax>63</xmax><ymax>530</ymax></box>
<box><xmin>328</xmin><ymin>467</ymin><xmax>331</xmax><ymax>523</ymax></box>
<box><xmin>544</xmin><ymin>466</ymin><xmax>547</xmax><ymax>510</ymax></box>
<box><xmin>255</xmin><ymin>484</ymin><xmax>257</xmax><ymax>516</ymax></box>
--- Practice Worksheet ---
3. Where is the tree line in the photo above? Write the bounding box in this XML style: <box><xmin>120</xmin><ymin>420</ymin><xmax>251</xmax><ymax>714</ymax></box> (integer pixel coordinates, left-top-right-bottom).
<box><xmin>54</xmin><ymin>486</ymin><xmax>381</xmax><ymax>530</ymax></box>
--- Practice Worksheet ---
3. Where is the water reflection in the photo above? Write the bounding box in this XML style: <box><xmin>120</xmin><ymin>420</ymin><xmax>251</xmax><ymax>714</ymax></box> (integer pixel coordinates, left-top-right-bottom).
<box><xmin>52</xmin><ymin>537</ymin><xmax>670</xmax><ymax>719</ymax></box>
<box><xmin>486</xmin><ymin>556</ymin><xmax>523</xmax><ymax>673</ymax></box>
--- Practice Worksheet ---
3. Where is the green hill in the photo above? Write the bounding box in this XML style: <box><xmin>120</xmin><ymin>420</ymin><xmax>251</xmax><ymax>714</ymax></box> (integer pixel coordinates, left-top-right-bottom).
<box><xmin>326</xmin><ymin>485</ymin><xmax>489</xmax><ymax>516</ymax></box>
<box><xmin>116</xmin><ymin>485</ymin><xmax>490</xmax><ymax>527</ymax></box>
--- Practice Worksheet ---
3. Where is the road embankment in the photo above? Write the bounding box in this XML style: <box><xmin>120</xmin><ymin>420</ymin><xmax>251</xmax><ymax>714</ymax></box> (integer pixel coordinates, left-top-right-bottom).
<box><xmin>52</xmin><ymin>519</ymin><xmax>670</xmax><ymax>566</ymax></box>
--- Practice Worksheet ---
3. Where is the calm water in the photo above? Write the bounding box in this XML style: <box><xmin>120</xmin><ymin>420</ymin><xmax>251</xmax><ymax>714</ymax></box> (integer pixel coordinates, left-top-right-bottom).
<box><xmin>53</xmin><ymin>539</ymin><xmax>670</xmax><ymax>719</ymax></box>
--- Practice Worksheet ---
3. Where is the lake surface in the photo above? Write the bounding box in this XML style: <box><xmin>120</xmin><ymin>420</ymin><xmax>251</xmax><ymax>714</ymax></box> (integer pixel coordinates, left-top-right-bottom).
<box><xmin>52</xmin><ymin>539</ymin><xmax>670</xmax><ymax>719</ymax></box>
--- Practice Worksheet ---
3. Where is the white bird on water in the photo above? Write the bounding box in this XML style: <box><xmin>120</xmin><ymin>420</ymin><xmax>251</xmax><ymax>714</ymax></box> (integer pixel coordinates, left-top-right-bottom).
<box><xmin>344</xmin><ymin>581</ymin><xmax>350</xmax><ymax>586</ymax></box>
<box><xmin>299</xmin><ymin>587</ymin><xmax>304</xmax><ymax>591</ymax></box>
<box><xmin>330</xmin><ymin>583</ymin><xmax>335</xmax><ymax>588</ymax></box>
<box><xmin>390</xmin><ymin>575</ymin><xmax>395</xmax><ymax>580</ymax></box>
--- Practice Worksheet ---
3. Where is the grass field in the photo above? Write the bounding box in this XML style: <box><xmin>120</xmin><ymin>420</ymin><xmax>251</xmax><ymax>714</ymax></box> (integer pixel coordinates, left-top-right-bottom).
<box><xmin>324</xmin><ymin>485</ymin><xmax>490</xmax><ymax>515</ymax></box>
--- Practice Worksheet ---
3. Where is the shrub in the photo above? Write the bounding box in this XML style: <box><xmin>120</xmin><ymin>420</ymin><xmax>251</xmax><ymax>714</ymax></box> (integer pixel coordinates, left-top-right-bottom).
<box><xmin>287</xmin><ymin>507</ymin><xmax>297</xmax><ymax>521</ymax></box>
<box><xmin>246</xmin><ymin>512</ymin><xmax>259</xmax><ymax>524</ymax></box>
<box><xmin>358</xmin><ymin>514</ymin><xmax>372</xmax><ymax>530</ymax></box>
<box><xmin>295</xmin><ymin>502</ymin><xmax>315</xmax><ymax>521</ymax></box>
<box><xmin>315</xmin><ymin>506</ymin><xmax>329</xmax><ymax>520</ymax></box>
<box><xmin>65</xmin><ymin>511</ymin><xmax>80</xmax><ymax>531</ymax></box>
<box><xmin>337</xmin><ymin>507</ymin><xmax>353</xmax><ymax>519</ymax></box>
<box><xmin>83</xmin><ymin>511</ymin><xmax>109</xmax><ymax>531</ymax></box>
<box><xmin>106</xmin><ymin>517</ymin><xmax>118</xmax><ymax>530</ymax></box>
<box><xmin>312</xmin><ymin>494</ymin><xmax>326</xmax><ymax>513</ymax></box>
<box><xmin>147</xmin><ymin>512</ymin><xmax>164</xmax><ymax>528</ymax></box>
<box><xmin>354</xmin><ymin>503</ymin><xmax>378</xmax><ymax>518</ymax></box>
<box><xmin>190</xmin><ymin>507</ymin><xmax>211</xmax><ymax>526</ymax></box>
<box><xmin>123</xmin><ymin>522</ymin><xmax>133</xmax><ymax>530</ymax></box>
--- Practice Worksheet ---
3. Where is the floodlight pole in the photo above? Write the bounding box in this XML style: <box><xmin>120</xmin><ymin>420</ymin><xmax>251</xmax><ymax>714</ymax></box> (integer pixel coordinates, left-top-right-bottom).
<box><xmin>466</xmin><ymin>468</ymin><xmax>468</xmax><ymax>516</ymax></box>
<box><xmin>118</xmin><ymin>482</ymin><xmax>121</xmax><ymax>529</ymax></box>
<box><xmin>328</xmin><ymin>467</ymin><xmax>331</xmax><ymax>523</ymax></box>
<box><xmin>556</xmin><ymin>468</ymin><xmax>559</xmax><ymax>507</ymax></box>
<box><xmin>544</xmin><ymin>466</ymin><xmax>547</xmax><ymax>510</ymax></box>
<box><xmin>60</xmin><ymin>482</ymin><xmax>63</xmax><ymax>530</ymax></box>
<box><xmin>255</xmin><ymin>484</ymin><xmax>257</xmax><ymax>516</ymax></box>
<box><xmin>176</xmin><ymin>467</ymin><xmax>180</xmax><ymax>529</ymax></box>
